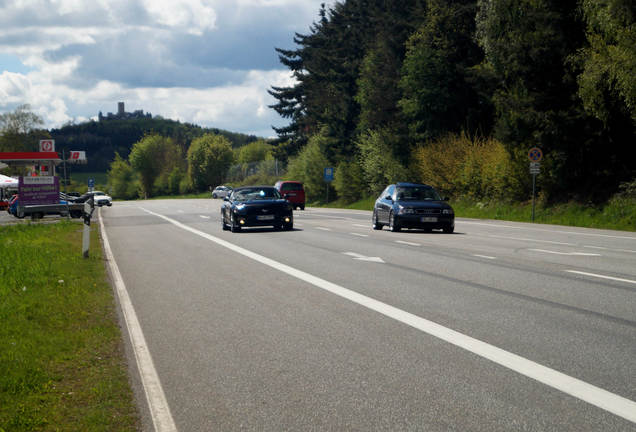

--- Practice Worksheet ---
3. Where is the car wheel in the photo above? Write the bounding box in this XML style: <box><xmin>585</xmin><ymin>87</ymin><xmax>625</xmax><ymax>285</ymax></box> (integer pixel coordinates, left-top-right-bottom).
<box><xmin>372</xmin><ymin>210</ymin><xmax>382</xmax><ymax>230</ymax></box>
<box><xmin>443</xmin><ymin>225</ymin><xmax>455</xmax><ymax>234</ymax></box>
<box><xmin>221</xmin><ymin>212</ymin><xmax>229</xmax><ymax>230</ymax></box>
<box><xmin>213</xmin><ymin>193</ymin><xmax>217</xmax><ymax>199</ymax></box>
<box><xmin>283</xmin><ymin>222</ymin><xmax>293</xmax><ymax>231</ymax></box>
<box><xmin>107</xmin><ymin>202</ymin><xmax>112</xmax><ymax>207</ymax></box>
<box><xmin>389</xmin><ymin>211</ymin><xmax>400</xmax><ymax>232</ymax></box>
<box><xmin>300</xmin><ymin>204</ymin><xmax>305</xmax><ymax>210</ymax></box>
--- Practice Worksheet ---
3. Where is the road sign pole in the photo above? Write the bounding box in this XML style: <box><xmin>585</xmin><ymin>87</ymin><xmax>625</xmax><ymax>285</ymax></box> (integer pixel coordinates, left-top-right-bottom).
<box><xmin>531</xmin><ymin>173</ymin><xmax>536</xmax><ymax>223</ymax></box>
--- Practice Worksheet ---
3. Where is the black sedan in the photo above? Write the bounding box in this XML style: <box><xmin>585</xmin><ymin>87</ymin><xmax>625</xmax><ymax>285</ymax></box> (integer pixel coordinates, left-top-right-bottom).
<box><xmin>221</xmin><ymin>186</ymin><xmax>293</xmax><ymax>232</ymax></box>
<box><xmin>372</xmin><ymin>182</ymin><xmax>454</xmax><ymax>233</ymax></box>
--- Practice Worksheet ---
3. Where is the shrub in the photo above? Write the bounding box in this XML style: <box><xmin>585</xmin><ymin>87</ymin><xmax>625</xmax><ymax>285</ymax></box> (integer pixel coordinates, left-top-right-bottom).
<box><xmin>413</xmin><ymin>133</ymin><xmax>521</xmax><ymax>200</ymax></box>
<box><xmin>333</xmin><ymin>159</ymin><xmax>365</xmax><ymax>203</ymax></box>
<box><xmin>356</xmin><ymin>129</ymin><xmax>408</xmax><ymax>196</ymax></box>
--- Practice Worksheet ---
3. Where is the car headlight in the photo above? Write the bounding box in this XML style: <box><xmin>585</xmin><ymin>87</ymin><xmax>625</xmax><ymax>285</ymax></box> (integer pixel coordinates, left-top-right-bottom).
<box><xmin>442</xmin><ymin>208</ymin><xmax>454</xmax><ymax>215</ymax></box>
<box><xmin>234</xmin><ymin>204</ymin><xmax>245</xmax><ymax>211</ymax></box>
<box><xmin>398</xmin><ymin>206</ymin><xmax>415</xmax><ymax>215</ymax></box>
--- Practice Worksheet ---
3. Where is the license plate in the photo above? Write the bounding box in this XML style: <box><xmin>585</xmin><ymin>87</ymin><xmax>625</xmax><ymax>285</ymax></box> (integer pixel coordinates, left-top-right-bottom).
<box><xmin>421</xmin><ymin>217</ymin><xmax>437</xmax><ymax>222</ymax></box>
<box><xmin>287</xmin><ymin>193</ymin><xmax>296</xmax><ymax>197</ymax></box>
<box><xmin>257</xmin><ymin>215</ymin><xmax>275</xmax><ymax>221</ymax></box>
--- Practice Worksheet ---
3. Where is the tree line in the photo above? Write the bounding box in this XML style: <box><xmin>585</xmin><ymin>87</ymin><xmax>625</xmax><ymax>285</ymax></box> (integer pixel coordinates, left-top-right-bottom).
<box><xmin>269</xmin><ymin>0</ymin><xmax>635</xmax><ymax>203</ymax></box>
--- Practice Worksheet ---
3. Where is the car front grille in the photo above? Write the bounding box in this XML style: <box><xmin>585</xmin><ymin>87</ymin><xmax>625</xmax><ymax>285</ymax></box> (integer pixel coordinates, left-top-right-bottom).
<box><xmin>415</xmin><ymin>208</ymin><xmax>441</xmax><ymax>215</ymax></box>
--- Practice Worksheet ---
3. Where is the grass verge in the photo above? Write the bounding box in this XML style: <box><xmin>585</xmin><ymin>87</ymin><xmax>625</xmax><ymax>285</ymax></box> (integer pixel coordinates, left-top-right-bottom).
<box><xmin>314</xmin><ymin>196</ymin><xmax>636</xmax><ymax>231</ymax></box>
<box><xmin>0</xmin><ymin>221</ymin><xmax>139</xmax><ymax>431</ymax></box>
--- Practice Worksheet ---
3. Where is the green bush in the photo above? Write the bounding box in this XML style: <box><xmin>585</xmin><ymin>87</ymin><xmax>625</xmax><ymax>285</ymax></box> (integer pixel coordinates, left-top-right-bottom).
<box><xmin>413</xmin><ymin>133</ymin><xmax>521</xmax><ymax>200</ymax></box>
<box><xmin>334</xmin><ymin>159</ymin><xmax>365</xmax><ymax>203</ymax></box>
<box><xmin>286</xmin><ymin>130</ymin><xmax>332</xmax><ymax>201</ymax></box>
<box><xmin>356</xmin><ymin>129</ymin><xmax>408</xmax><ymax>196</ymax></box>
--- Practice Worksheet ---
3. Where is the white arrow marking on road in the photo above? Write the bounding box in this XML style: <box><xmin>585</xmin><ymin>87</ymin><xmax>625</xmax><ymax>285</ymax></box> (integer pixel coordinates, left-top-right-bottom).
<box><xmin>529</xmin><ymin>248</ymin><xmax>601</xmax><ymax>256</ymax></box>
<box><xmin>343</xmin><ymin>252</ymin><xmax>385</xmax><ymax>263</ymax></box>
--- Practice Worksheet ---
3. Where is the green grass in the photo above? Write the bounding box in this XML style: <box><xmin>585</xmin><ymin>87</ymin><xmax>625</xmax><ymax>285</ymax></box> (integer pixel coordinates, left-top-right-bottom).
<box><xmin>451</xmin><ymin>198</ymin><xmax>636</xmax><ymax>231</ymax></box>
<box><xmin>315</xmin><ymin>196</ymin><xmax>636</xmax><ymax>231</ymax></box>
<box><xmin>0</xmin><ymin>221</ymin><xmax>140</xmax><ymax>431</ymax></box>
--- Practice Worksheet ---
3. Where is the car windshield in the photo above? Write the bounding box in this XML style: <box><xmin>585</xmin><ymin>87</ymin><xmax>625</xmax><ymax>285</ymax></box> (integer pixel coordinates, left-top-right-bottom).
<box><xmin>232</xmin><ymin>188</ymin><xmax>281</xmax><ymax>202</ymax></box>
<box><xmin>281</xmin><ymin>183</ymin><xmax>303</xmax><ymax>191</ymax></box>
<box><xmin>395</xmin><ymin>186</ymin><xmax>441</xmax><ymax>201</ymax></box>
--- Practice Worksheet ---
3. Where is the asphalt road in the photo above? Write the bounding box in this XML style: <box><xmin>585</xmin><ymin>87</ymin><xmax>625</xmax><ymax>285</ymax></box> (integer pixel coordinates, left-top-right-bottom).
<box><xmin>99</xmin><ymin>199</ymin><xmax>636</xmax><ymax>432</ymax></box>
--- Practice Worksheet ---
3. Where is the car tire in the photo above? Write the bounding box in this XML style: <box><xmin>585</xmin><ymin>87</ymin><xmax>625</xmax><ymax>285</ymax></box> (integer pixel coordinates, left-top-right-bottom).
<box><xmin>389</xmin><ymin>211</ymin><xmax>400</xmax><ymax>232</ymax></box>
<box><xmin>213</xmin><ymin>193</ymin><xmax>217</xmax><ymax>199</ymax></box>
<box><xmin>107</xmin><ymin>202</ymin><xmax>112</xmax><ymax>207</ymax></box>
<box><xmin>372</xmin><ymin>210</ymin><xmax>382</xmax><ymax>230</ymax></box>
<box><xmin>221</xmin><ymin>212</ymin><xmax>229</xmax><ymax>230</ymax></box>
<box><xmin>443</xmin><ymin>225</ymin><xmax>454</xmax><ymax>234</ymax></box>
<box><xmin>300</xmin><ymin>204</ymin><xmax>305</xmax><ymax>210</ymax></box>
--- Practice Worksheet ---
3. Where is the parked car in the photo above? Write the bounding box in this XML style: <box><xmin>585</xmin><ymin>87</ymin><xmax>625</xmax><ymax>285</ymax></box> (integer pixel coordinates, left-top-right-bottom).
<box><xmin>274</xmin><ymin>181</ymin><xmax>305</xmax><ymax>210</ymax></box>
<box><xmin>89</xmin><ymin>191</ymin><xmax>112</xmax><ymax>206</ymax></box>
<box><xmin>221</xmin><ymin>186</ymin><xmax>293</xmax><ymax>232</ymax></box>
<box><xmin>372</xmin><ymin>182</ymin><xmax>454</xmax><ymax>233</ymax></box>
<box><xmin>212</xmin><ymin>185</ymin><xmax>232</xmax><ymax>199</ymax></box>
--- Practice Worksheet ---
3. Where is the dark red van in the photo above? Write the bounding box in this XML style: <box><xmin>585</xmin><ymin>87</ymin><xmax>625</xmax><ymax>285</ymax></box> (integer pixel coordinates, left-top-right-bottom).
<box><xmin>274</xmin><ymin>181</ymin><xmax>305</xmax><ymax>210</ymax></box>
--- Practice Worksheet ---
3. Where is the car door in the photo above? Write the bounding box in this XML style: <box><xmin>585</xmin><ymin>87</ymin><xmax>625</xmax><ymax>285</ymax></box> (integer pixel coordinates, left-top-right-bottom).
<box><xmin>377</xmin><ymin>185</ymin><xmax>394</xmax><ymax>223</ymax></box>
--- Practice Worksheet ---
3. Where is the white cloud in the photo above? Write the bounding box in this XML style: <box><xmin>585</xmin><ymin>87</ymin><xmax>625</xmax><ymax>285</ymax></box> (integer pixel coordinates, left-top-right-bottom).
<box><xmin>141</xmin><ymin>0</ymin><xmax>216</xmax><ymax>35</ymax></box>
<box><xmin>0</xmin><ymin>0</ymin><xmax>327</xmax><ymax>136</ymax></box>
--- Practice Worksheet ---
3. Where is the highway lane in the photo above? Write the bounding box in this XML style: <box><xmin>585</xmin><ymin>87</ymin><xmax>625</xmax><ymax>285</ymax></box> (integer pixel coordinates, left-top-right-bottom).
<box><xmin>99</xmin><ymin>199</ymin><xmax>636</xmax><ymax>431</ymax></box>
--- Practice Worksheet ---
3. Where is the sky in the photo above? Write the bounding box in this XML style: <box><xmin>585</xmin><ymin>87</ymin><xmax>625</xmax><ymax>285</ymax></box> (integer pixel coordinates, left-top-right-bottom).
<box><xmin>0</xmin><ymin>0</ymin><xmax>331</xmax><ymax>138</ymax></box>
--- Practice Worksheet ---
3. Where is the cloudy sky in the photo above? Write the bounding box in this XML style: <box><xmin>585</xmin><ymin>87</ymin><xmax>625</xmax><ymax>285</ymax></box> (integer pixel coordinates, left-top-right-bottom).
<box><xmin>0</xmin><ymin>0</ymin><xmax>330</xmax><ymax>138</ymax></box>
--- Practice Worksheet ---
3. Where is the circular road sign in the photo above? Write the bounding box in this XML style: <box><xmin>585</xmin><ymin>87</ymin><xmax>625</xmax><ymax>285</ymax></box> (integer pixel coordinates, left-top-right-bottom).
<box><xmin>528</xmin><ymin>147</ymin><xmax>543</xmax><ymax>162</ymax></box>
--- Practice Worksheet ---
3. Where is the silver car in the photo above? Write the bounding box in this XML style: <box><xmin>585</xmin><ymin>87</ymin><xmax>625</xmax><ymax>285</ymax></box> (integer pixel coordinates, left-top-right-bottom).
<box><xmin>212</xmin><ymin>185</ymin><xmax>232</xmax><ymax>199</ymax></box>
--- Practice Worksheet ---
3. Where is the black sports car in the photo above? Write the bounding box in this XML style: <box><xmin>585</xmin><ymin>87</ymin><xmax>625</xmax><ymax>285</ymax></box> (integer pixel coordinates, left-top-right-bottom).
<box><xmin>221</xmin><ymin>186</ymin><xmax>293</xmax><ymax>232</ymax></box>
<box><xmin>372</xmin><ymin>182</ymin><xmax>454</xmax><ymax>233</ymax></box>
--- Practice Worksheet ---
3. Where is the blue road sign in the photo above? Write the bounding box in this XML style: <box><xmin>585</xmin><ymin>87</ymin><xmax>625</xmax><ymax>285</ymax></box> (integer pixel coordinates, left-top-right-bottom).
<box><xmin>88</xmin><ymin>178</ymin><xmax>95</xmax><ymax>188</ymax></box>
<box><xmin>324</xmin><ymin>167</ymin><xmax>334</xmax><ymax>182</ymax></box>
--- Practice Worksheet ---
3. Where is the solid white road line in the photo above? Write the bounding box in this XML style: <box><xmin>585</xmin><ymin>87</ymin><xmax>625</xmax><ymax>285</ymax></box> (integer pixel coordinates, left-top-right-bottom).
<box><xmin>461</xmin><ymin>220</ymin><xmax>636</xmax><ymax>240</ymax></box>
<box><xmin>529</xmin><ymin>248</ymin><xmax>601</xmax><ymax>256</ymax></box>
<box><xmin>566</xmin><ymin>270</ymin><xmax>636</xmax><ymax>285</ymax></box>
<box><xmin>395</xmin><ymin>240</ymin><xmax>421</xmax><ymax>247</ymax></box>
<box><xmin>486</xmin><ymin>234</ymin><xmax>575</xmax><ymax>246</ymax></box>
<box><xmin>98</xmin><ymin>211</ymin><xmax>177</xmax><ymax>432</ymax></box>
<box><xmin>140</xmin><ymin>207</ymin><xmax>636</xmax><ymax>424</ymax></box>
<box><xmin>473</xmin><ymin>254</ymin><xmax>496</xmax><ymax>260</ymax></box>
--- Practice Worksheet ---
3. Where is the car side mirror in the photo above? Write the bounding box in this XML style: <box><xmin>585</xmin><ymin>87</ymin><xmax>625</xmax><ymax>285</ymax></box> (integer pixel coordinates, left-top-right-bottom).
<box><xmin>384</xmin><ymin>195</ymin><xmax>392</xmax><ymax>201</ymax></box>
<box><xmin>443</xmin><ymin>197</ymin><xmax>450</xmax><ymax>201</ymax></box>
<box><xmin>223</xmin><ymin>197</ymin><xmax>229</xmax><ymax>202</ymax></box>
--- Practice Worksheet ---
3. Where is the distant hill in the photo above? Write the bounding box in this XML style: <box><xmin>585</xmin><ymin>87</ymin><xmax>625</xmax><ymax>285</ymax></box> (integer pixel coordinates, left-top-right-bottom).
<box><xmin>50</xmin><ymin>117</ymin><xmax>261</xmax><ymax>172</ymax></box>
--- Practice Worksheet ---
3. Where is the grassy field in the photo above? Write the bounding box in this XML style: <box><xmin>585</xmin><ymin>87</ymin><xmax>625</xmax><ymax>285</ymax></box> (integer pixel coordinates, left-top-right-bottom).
<box><xmin>315</xmin><ymin>196</ymin><xmax>636</xmax><ymax>232</ymax></box>
<box><xmin>0</xmin><ymin>221</ymin><xmax>139</xmax><ymax>431</ymax></box>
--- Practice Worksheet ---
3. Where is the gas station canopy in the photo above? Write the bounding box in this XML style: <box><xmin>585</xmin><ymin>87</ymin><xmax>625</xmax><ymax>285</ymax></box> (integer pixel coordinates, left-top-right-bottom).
<box><xmin>0</xmin><ymin>152</ymin><xmax>62</xmax><ymax>166</ymax></box>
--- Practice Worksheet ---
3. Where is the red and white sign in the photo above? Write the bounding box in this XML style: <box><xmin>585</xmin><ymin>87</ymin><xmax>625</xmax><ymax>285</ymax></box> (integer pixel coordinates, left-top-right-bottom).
<box><xmin>39</xmin><ymin>139</ymin><xmax>55</xmax><ymax>152</ymax></box>
<box><xmin>69</xmin><ymin>151</ymin><xmax>86</xmax><ymax>161</ymax></box>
